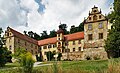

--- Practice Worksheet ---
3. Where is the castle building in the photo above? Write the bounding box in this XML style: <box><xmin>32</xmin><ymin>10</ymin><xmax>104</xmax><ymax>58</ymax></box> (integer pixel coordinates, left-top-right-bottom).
<box><xmin>4</xmin><ymin>27</ymin><xmax>38</xmax><ymax>61</ymax></box>
<box><xmin>4</xmin><ymin>6</ymin><xmax>111</xmax><ymax>61</ymax></box>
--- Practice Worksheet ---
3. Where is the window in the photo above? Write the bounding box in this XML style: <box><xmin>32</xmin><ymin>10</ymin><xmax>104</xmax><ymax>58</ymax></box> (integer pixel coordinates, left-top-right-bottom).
<box><xmin>88</xmin><ymin>24</ymin><xmax>92</xmax><ymax>30</ymax></box>
<box><xmin>65</xmin><ymin>49</ymin><xmax>70</xmax><ymax>52</ymax></box>
<box><xmin>78</xmin><ymin>40</ymin><xmax>81</xmax><ymax>44</ymax></box>
<box><xmin>88</xmin><ymin>34</ymin><xmax>93</xmax><ymax>40</ymax></box>
<box><xmin>99</xmin><ymin>33</ymin><xmax>103</xmax><ymax>39</ymax></box>
<box><xmin>73</xmin><ymin>41</ymin><xmax>75</xmax><ymax>45</ymax></box>
<box><xmin>39</xmin><ymin>47</ymin><xmax>41</xmax><ymax>50</ymax></box>
<box><xmin>18</xmin><ymin>39</ymin><xmax>20</xmax><ymax>43</ymax></box>
<box><xmin>31</xmin><ymin>44</ymin><xmax>33</xmax><ymax>48</ymax></box>
<box><xmin>58</xmin><ymin>34</ymin><xmax>60</xmax><ymax>37</ymax></box>
<box><xmin>65</xmin><ymin>41</ymin><xmax>68</xmax><ymax>46</ymax></box>
<box><xmin>79</xmin><ymin>47</ymin><xmax>81</xmax><ymax>51</ymax></box>
<box><xmin>99</xmin><ymin>15</ymin><xmax>101</xmax><ymax>19</ymax></box>
<box><xmin>48</xmin><ymin>45</ymin><xmax>52</xmax><ymax>48</ymax></box>
<box><xmin>94</xmin><ymin>10</ymin><xmax>97</xmax><ymax>12</ymax></box>
<box><xmin>35</xmin><ymin>51</ymin><xmax>37</xmax><ymax>54</ymax></box>
<box><xmin>53</xmin><ymin>44</ymin><xmax>56</xmax><ymax>48</ymax></box>
<box><xmin>73</xmin><ymin>48</ymin><xmax>75</xmax><ymax>52</ymax></box>
<box><xmin>93</xmin><ymin>15</ymin><xmax>97</xmax><ymax>21</ymax></box>
<box><xmin>35</xmin><ymin>46</ymin><xmax>37</xmax><ymax>49</ymax></box>
<box><xmin>59</xmin><ymin>38</ymin><xmax>60</xmax><ymax>40</ymax></box>
<box><xmin>9</xmin><ymin>45</ymin><xmax>12</xmax><ymax>50</ymax></box>
<box><xmin>89</xmin><ymin>17</ymin><xmax>91</xmax><ymax>20</ymax></box>
<box><xmin>43</xmin><ymin>45</ymin><xmax>47</xmax><ymax>49</ymax></box>
<box><xmin>99</xmin><ymin>22</ymin><xmax>103</xmax><ymax>28</ymax></box>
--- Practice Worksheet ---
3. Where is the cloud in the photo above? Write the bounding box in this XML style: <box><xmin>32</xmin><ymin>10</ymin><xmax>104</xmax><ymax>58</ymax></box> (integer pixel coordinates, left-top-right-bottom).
<box><xmin>0</xmin><ymin>0</ymin><xmax>114</xmax><ymax>34</ymax></box>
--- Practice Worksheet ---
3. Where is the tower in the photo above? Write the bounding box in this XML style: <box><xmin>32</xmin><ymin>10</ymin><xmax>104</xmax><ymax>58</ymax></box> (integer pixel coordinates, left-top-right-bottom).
<box><xmin>56</xmin><ymin>28</ymin><xmax>64</xmax><ymax>53</ymax></box>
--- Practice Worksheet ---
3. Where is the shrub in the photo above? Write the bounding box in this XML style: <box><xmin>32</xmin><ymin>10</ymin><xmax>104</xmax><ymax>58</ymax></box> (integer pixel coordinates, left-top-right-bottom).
<box><xmin>20</xmin><ymin>52</ymin><xmax>35</xmax><ymax>73</ymax></box>
<box><xmin>0</xmin><ymin>47</ymin><xmax>11</xmax><ymax>67</ymax></box>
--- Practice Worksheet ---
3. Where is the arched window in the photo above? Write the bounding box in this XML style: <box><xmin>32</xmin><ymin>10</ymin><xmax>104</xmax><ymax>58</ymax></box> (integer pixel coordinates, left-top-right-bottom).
<box><xmin>93</xmin><ymin>15</ymin><xmax>97</xmax><ymax>21</ymax></box>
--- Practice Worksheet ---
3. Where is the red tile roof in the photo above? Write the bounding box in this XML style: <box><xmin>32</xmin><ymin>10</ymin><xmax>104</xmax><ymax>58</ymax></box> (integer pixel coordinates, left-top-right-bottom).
<box><xmin>38</xmin><ymin>32</ymin><xmax>84</xmax><ymax>46</ymax></box>
<box><xmin>8</xmin><ymin>27</ymin><xmax>38</xmax><ymax>45</ymax></box>
<box><xmin>65</xmin><ymin>32</ymin><xmax>84</xmax><ymax>41</ymax></box>
<box><xmin>38</xmin><ymin>37</ymin><xmax>57</xmax><ymax>46</ymax></box>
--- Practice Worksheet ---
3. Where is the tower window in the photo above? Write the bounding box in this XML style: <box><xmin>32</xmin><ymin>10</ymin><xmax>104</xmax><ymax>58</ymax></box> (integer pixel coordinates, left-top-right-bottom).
<box><xmin>99</xmin><ymin>33</ymin><xmax>103</xmax><ymax>39</ymax></box>
<box><xmin>78</xmin><ymin>39</ymin><xmax>81</xmax><ymax>44</ymax></box>
<box><xmin>99</xmin><ymin>15</ymin><xmax>101</xmax><ymax>19</ymax></box>
<box><xmin>9</xmin><ymin>45</ymin><xmax>12</xmax><ymax>50</ymax></box>
<box><xmin>88</xmin><ymin>34</ymin><xmax>93</xmax><ymax>40</ymax></box>
<box><xmin>73</xmin><ymin>48</ymin><xmax>75</xmax><ymax>52</ymax></box>
<box><xmin>89</xmin><ymin>17</ymin><xmax>91</xmax><ymax>20</ymax></box>
<box><xmin>73</xmin><ymin>41</ymin><xmax>75</xmax><ymax>45</ymax></box>
<box><xmin>79</xmin><ymin>47</ymin><xmax>81</xmax><ymax>51</ymax></box>
<box><xmin>58</xmin><ymin>34</ymin><xmax>60</xmax><ymax>37</ymax></box>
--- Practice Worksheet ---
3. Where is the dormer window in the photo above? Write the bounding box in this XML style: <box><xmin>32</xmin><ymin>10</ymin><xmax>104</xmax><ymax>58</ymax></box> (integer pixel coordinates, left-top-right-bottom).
<box><xmin>93</xmin><ymin>15</ymin><xmax>97</xmax><ymax>21</ymax></box>
<box><xmin>89</xmin><ymin>17</ymin><xmax>91</xmax><ymax>20</ymax></box>
<box><xmin>99</xmin><ymin>15</ymin><xmax>101</xmax><ymax>19</ymax></box>
<box><xmin>94</xmin><ymin>10</ymin><xmax>97</xmax><ymax>12</ymax></box>
<box><xmin>88</xmin><ymin>24</ymin><xmax>92</xmax><ymax>30</ymax></box>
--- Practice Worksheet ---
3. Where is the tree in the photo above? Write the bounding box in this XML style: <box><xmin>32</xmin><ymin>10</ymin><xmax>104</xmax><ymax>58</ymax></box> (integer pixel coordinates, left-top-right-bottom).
<box><xmin>40</xmin><ymin>31</ymin><xmax>49</xmax><ymax>40</ymax></box>
<box><xmin>70</xmin><ymin>25</ymin><xmax>78</xmax><ymax>34</ymax></box>
<box><xmin>105</xmin><ymin>0</ymin><xmax>120</xmax><ymax>58</ymax></box>
<box><xmin>0</xmin><ymin>28</ymin><xmax>11</xmax><ymax>67</ymax></box>
<box><xmin>33</xmin><ymin>33</ymin><xmax>41</xmax><ymax>40</ymax></box>
<box><xmin>28</xmin><ymin>31</ymin><xmax>34</xmax><ymax>38</ymax></box>
<box><xmin>59</xmin><ymin>23</ymin><xmax>69</xmax><ymax>34</ymax></box>
<box><xmin>49</xmin><ymin>30</ymin><xmax>56</xmax><ymax>38</ymax></box>
<box><xmin>78</xmin><ymin>22</ymin><xmax>84</xmax><ymax>32</ymax></box>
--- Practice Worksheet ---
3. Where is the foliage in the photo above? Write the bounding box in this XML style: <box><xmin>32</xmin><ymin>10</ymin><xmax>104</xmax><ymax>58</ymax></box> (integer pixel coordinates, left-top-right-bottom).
<box><xmin>13</xmin><ymin>48</ymin><xmax>35</xmax><ymax>73</ymax></box>
<box><xmin>46</xmin><ymin>51</ymin><xmax>56</xmax><ymax>61</ymax></box>
<box><xmin>59</xmin><ymin>23</ymin><xmax>69</xmax><ymax>35</ymax></box>
<box><xmin>105</xmin><ymin>0</ymin><xmax>120</xmax><ymax>58</ymax></box>
<box><xmin>49</xmin><ymin>30</ymin><xmax>56</xmax><ymax>38</ymax></box>
<box><xmin>20</xmin><ymin>52</ymin><xmax>35</xmax><ymax>73</ymax></box>
<box><xmin>13</xmin><ymin>48</ymin><xmax>27</xmax><ymax>62</ymax></box>
<box><xmin>57</xmin><ymin>53</ymin><xmax>62</xmax><ymax>61</ymax></box>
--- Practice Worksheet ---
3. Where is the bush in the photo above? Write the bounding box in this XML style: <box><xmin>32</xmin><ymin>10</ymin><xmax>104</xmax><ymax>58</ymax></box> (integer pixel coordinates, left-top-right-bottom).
<box><xmin>20</xmin><ymin>52</ymin><xmax>35</xmax><ymax>73</ymax></box>
<box><xmin>0</xmin><ymin>47</ymin><xmax>11</xmax><ymax>67</ymax></box>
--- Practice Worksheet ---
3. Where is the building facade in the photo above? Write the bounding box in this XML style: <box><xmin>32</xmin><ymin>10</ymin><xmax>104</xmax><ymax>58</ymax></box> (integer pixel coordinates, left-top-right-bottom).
<box><xmin>4</xmin><ymin>6</ymin><xmax>111</xmax><ymax>61</ymax></box>
<box><xmin>4</xmin><ymin>27</ymin><xmax>38</xmax><ymax>61</ymax></box>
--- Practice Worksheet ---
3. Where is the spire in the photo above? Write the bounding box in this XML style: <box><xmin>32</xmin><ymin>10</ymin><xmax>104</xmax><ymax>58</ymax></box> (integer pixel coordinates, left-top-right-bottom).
<box><xmin>89</xmin><ymin>11</ymin><xmax>91</xmax><ymax>15</ymax></box>
<box><xmin>100</xmin><ymin>8</ymin><xmax>102</xmax><ymax>13</ymax></box>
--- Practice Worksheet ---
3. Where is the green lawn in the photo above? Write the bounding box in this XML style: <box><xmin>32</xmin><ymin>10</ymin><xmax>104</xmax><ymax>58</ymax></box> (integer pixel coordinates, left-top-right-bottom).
<box><xmin>0</xmin><ymin>58</ymin><xmax>120</xmax><ymax>73</ymax></box>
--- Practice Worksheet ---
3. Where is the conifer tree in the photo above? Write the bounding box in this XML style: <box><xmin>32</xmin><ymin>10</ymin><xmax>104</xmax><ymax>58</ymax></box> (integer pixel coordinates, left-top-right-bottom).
<box><xmin>105</xmin><ymin>0</ymin><xmax>120</xmax><ymax>58</ymax></box>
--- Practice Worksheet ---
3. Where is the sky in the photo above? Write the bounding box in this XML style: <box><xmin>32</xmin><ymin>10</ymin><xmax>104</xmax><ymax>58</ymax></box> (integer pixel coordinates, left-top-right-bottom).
<box><xmin>0</xmin><ymin>0</ymin><xmax>114</xmax><ymax>35</ymax></box>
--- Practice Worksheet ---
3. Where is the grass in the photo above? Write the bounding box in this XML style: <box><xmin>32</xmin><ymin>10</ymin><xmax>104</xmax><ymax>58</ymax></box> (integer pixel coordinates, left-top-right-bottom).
<box><xmin>0</xmin><ymin>58</ymin><xmax>120</xmax><ymax>73</ymax></box>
